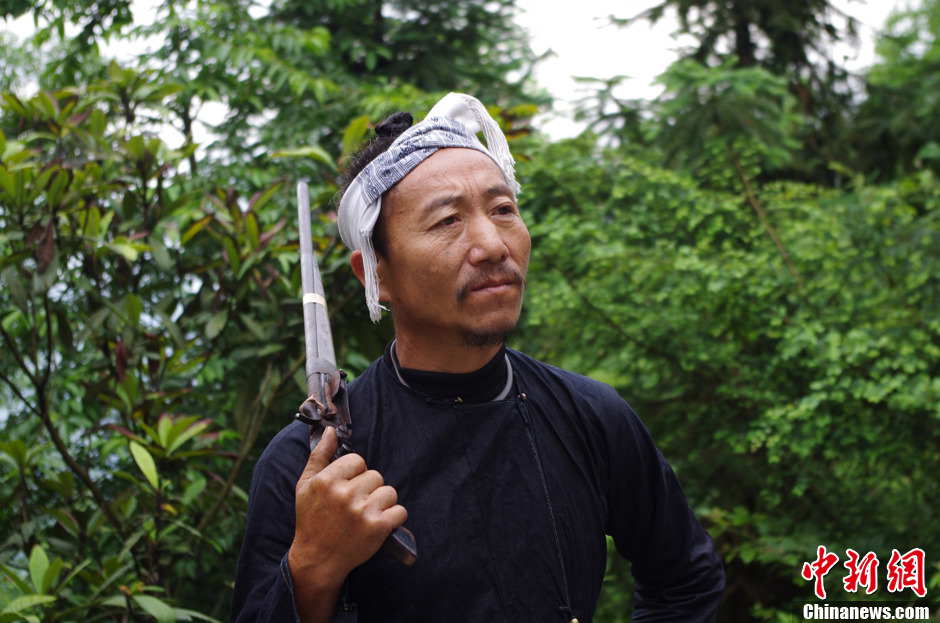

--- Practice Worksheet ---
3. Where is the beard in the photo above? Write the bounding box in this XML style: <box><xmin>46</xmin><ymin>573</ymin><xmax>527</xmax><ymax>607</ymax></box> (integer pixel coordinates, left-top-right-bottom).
<box><xmin>455</xmin><ymin>266</ymin><xmax>525</xmax><ymax>348</ymax></box>
<box><xmin>461</xmin><ymin>328</ymin><xmax>510</xmax><ymax>348</ymax></box>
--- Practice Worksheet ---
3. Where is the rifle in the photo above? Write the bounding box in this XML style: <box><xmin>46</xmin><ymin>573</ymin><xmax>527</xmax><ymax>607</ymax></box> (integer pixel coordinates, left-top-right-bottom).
<box><xmin>294</xmin><ymin>181</ymin><xmax>418</xmax><ymax>567</ymax></box>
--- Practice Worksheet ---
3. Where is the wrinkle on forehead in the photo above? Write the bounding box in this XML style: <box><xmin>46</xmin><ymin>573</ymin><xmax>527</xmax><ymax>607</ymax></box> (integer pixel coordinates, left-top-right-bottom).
<box><xmin>420</xmin><ymin>183</ymin><xmax>516</xmax><ymax>215</ymax></box>
<box><xmin>384</xmin><ymin>148</ymin><xmax>513</xmax><ymax>218</ymax></box>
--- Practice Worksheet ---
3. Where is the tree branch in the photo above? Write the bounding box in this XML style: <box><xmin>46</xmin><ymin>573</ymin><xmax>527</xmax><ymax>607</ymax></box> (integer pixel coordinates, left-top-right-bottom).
<box><xmin>196</xmin><ymin>354</ymin><xmax>304</xmax><ymax>533</ymax></box>
<box><xmin>36</xmin><ymin>392</ymin><xmax>127</xmax><ymax>541</ymax></box>
<box><xmin>0</xmin><ymin>369</ymin><xmax>41</xmax><ymax>418</ymax></box>
<box><xmin>542</xmin><ymin>256</ymin><xmax>685</xmax><ymax>373</ymax></box>
<box><xmin>32</xmin><ymin>292</ymin><xmax>127</xmax><ymax>541</ymax></box>
<box><xmin>0</xmin><ymin>323</ymin><xmax>39</xmax><ymax>388</ymax></box>
<box><xmin>729</xmin><ymin>151</ymin><xmax>805</xmax><ymax>290</ymax></box>
<box><xmin>41</xmin><ymin>294</ymin><xmax>54</xmax><ymax>391</ymax></box>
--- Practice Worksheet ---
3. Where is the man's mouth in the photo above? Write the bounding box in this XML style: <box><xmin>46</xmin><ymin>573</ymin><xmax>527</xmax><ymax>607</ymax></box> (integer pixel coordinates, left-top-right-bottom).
<box><xmin>458</xmin><ymin>270</ymin><xmax>525</xmax><ymax>301</ymax></box>
<box><xmin>472</xmin><ymin>278</ymin><xmax>516</xmax><ymax>292</ymax></box>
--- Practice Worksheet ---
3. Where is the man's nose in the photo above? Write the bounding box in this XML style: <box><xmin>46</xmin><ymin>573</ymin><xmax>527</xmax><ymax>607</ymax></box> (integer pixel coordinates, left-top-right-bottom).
<box><xmin>466</xmin><ymin>214</ymin><xmax>508</xmax><ymax>265</ymax></box>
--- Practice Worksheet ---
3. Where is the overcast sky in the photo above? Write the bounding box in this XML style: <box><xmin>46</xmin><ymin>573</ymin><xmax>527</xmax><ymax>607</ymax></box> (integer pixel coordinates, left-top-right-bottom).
<box><xmin>515</xmin><ymin>0</ymin><xmax>910</xmax><ymax>137</ymax></box>
<box><xmin>1</xmin><ymin>0</ymin><xmax>911</xmax><ymax>140</ymax></box>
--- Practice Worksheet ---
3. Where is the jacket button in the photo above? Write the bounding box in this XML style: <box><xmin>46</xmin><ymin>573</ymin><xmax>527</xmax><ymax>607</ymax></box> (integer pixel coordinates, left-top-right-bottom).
<box><xmin>569</xmin><ymin>619</ymin><xmax>579</xmax><ymax>623</ymax></box>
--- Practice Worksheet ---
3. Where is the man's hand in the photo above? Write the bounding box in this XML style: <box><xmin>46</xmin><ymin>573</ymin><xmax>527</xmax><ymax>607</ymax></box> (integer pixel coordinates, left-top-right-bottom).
<box><xmin>288</xmin><ymin>427</ymin><xmax>408</xmax><ymax>622</ymax></box>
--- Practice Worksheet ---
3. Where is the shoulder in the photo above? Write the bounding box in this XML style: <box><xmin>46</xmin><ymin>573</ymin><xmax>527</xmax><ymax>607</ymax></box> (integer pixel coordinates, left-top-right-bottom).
<box><xmin>507</xmin><ymin>348</ymin><xmax>651</xmax><ymax>454</ymax></box>
<box><xmin>346</xmin><ymin>354</ymin><xmax>387</xmax><ymax>414</ymax></box>
<box><xmin>252</xmin><ymin>420</ymin><xmax>310</xmax><ymax>489</ymax></box>
<box><xmin>507</xmin><ymin>348</ymin><xmax>631</xmax><ymax>414</ymax></box>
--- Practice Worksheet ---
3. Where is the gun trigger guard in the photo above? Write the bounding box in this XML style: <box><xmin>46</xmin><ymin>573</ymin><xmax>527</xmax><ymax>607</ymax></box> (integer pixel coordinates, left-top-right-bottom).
<box><xmin>295</xmin><ymin>411</ymin><xmax>317</xmax><ymax>426</ymax></box>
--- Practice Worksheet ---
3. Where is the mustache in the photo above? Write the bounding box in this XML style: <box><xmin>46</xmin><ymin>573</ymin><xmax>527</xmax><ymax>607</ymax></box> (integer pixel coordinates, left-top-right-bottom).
<box><xmin>456</xmin><ymin>266</ymin><xmax>526</xmax><ymax>302</ymax></box>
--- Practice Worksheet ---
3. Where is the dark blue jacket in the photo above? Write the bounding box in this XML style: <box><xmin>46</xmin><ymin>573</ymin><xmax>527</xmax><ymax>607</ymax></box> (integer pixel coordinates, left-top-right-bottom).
<box><xmin>232</xmin><ymin>349</ymin><xmax>724</xmax><ymax>622</ymax></box>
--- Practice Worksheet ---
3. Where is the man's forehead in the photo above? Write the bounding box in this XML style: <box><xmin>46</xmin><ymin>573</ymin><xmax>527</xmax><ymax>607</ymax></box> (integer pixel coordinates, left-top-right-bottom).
<box><xmin>390</xmin><ymin>147</ymin><xmax>513</xmax><ymax>201</ymax></box>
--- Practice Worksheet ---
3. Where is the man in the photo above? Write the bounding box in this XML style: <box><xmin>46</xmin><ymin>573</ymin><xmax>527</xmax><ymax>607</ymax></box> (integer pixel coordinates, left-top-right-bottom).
<box><xmin>232</xmin><ymin>93</ymin><xmax>725</xmax><ymax>623</ymax></box>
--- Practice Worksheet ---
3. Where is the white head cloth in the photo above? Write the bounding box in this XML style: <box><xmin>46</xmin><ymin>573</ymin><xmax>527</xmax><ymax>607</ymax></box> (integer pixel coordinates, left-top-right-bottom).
<box><xmin>338</xmin><ymin>92</ymin><xmax>520</xmax><ymax>322</ymax></box>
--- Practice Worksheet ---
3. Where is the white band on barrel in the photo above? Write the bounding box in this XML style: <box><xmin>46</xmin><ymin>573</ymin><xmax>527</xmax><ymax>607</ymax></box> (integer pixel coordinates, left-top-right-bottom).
<box><xmin>302</xmin><ymin>293</ymin><xmax>326</xmax><ymax>306</ymax></box>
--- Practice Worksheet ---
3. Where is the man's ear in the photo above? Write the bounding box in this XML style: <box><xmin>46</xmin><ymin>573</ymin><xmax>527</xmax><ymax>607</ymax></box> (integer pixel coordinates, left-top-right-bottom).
<box><xmin>350</xmin><ymin>249</ymin><xmax>392</xmax><ymax>303</ymax></box>
<box><xmin>350</xmin><ymin>250</ymin><xmax>366</xmax><ymax>287</ymax></box>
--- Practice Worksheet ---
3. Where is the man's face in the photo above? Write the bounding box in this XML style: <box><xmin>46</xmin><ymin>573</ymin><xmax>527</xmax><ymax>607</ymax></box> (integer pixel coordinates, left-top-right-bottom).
<box><xmin>376</xmin><ymin>148</ymin><xmax>531</xmax><ymax>346</ymax></box>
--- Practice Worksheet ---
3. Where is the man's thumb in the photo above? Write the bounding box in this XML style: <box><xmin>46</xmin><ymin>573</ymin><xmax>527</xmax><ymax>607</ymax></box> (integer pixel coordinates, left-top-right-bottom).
<box><xmin>306</xmin><ymin>426</ymin><xmax>337</xmax><ymax>475</ymax></box>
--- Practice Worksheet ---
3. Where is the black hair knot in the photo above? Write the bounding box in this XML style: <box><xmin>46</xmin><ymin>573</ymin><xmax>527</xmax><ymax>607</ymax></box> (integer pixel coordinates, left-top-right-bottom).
<box><xmin>375</xmin><ymin>112</ymin><xmax>413</xmax><ymax>138</ymax></box>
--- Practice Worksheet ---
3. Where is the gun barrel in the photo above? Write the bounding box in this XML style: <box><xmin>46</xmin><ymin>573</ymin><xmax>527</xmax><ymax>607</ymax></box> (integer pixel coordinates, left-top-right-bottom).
<box><xmin>297</xmin><ymin>182</ymin><xmax>336</xmax><ymax>396</ymax></box>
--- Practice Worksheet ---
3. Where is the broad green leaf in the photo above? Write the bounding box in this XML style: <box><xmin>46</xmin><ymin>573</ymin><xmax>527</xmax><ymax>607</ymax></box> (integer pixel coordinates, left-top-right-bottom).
<box><xmin>1</xmin><ymin>267</ymin><xmax>28</xmax><ymax>314</ymax></box>
<box><xmin>181</xmin><ymin>214</ymin><xmax>212</xmax><ymax>244</ymax></box>
<box><xmin>270</xmin><ymin>146</ymin><xmax>335</xmax><ymax>169</ymax></box>
<box><xmin>166</xmin><ymin>419</ymin><xmax>209</xmax><ymax>455</ymax></box>
<box><xmin>46</xmin><ymin>169</ymin><xmax>69</xmax><ymax>206</ymax></box>
<box><xmin>341</xmin><ymin>115</ymin><xmax>370</xmax><ymax>158</ymax></box>
<box><xmin>245</xmin><ymin>212</ymin><xmax>260</xmax><ymax>249</ymax></box>
<box><xmin>129</xmin><ymin>441</ymin><xmax>159</xmax><ymax>489</ymax></box>
<box><xmin>133</xmin><ymin>595</ymin><xmax>175</xmax><ymax>623</ymax></box>
<box><xmin>125</xmin><ymin>135</ymin><xmax>146</xmax><ymax>160</ymax></box>
<box><xmin>27</xmin><ymin>546</ymin><xmax>48</xmax><ymax>594</ymax></box>
<box><xmin>206</xmin><ymin>310</ymin><xmax>228</xmax><ymax>339</ymax></box>
<box><xmin>117</xmin><ymin>528</ymin><xmax>146</xmax><ymax>562</ymax></box>
<box><xmin>221</xmin><ymin>236</ymin><xmax>240</xmax><ymax>273</ymax></box>
<box><xmin>240</xmin><ymin>313</ymin><xmax>268</xmax><ymax>340</ymax></box>
<box><xmin>56</xmin><ymin>559</ymin><xmax>90</xmax><ymax>592</ymax></box>
<box><xmin>0</xmin><ymin>167</ymin><xmax>14</xmax><ymax>199</ymax></box>
<box><xmin>174</xmin><ymin>607</ymin><xmax>223</xmax><ymax>622</ymax></box>
<box><xmin>2</xmin><ymin>93</ymin><xmax>27</xmax><ymax>116</ymax></box>
<box><xmin>98</xmin><ymin>210</ymin><xmax>115</xmax><ymax>237</ymax></box>
<box><xmin>0</xmin><ymin>563</ymin><xmax>32</xmax><ymax>594</ymax></box>
<box><xmin>156</xmin><ymin>414</ymin><xmax>173</xmax><ymax>449</ymax></box>
<box><xmin>107</xmin><ymin>241</ymin><xmax>140</xmax><ymax>262</ymax></box>
<box><xmin>1</xmin><ymin>594</ymin><xmax>55</xmax><ymax>614</ymax></box>
<box><xmin>149</xmin><ymin>235</ymin><xmax>173</xmax><ymax>271</ymax></box>
<box><xmin>506</xmin><ymin>103</ymin><xmax>539</xmax><ymax>118</ymax></box>
<box><xmin>181</xmin><ymin>476</ymin><xmax>206</xmax><ymax>505</ymax></box>
<box><xmin>35</xmin><ymin>91</ymin><xmax>58</xmax><ymax>119</ymax></box>
<box><xmin>256</xmin><ymin>343</ymin><xmax>284</xmax><ymax>357</ymax></box>
<box><xmin>139</xmin><ymin>422</ymin><xmax>160</xmax><ymax>447</ymax></box>
<box><xmin>49</xmin><ymin>509</ymin><xmax>78</xmax><ymax>537</ymax></box>
<box><xmin>155</xmin><ymin>309</ymin><xmax>184</xmax><ymax>348</ymax></box>
<box><xmin>124</xmin><ymin>294</ymin><xmax>143</xmax><ymax>327</ymax></box>
<box><xmin>100</xmin><ymin>595</ymin><xmax>127</xmax><ymax>608</ymax></box>
<box><xmin>41</xmin><ymin>558</ymin><xmax>63</xmax><ymax>595</ymax></box>
<box><xmin>247</xmin><ymin>182</ymin><xmax>283</xmax><ymax>214</ymax></box>
<box><xmin>0</xmin><ymin>439</ymin><xmax>27</xmax><ymax>469</ymax></box>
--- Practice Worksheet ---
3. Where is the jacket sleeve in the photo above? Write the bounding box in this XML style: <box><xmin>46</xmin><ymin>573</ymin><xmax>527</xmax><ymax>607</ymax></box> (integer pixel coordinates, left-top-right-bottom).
<box><xmin>231</xmin><ymin>422</ymin><xmax>310</xmax><ymax>623</ymax></box>
<box><xmin>603</xmin><ymin>398</ymin><xmax>725</xmax><ymax>622</ymax></box>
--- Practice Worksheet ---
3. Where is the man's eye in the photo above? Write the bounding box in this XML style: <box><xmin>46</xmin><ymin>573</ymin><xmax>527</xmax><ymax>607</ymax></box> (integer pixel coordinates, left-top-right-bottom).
<box><xmin>436</xmin><ymin>215</ymin><xmax>458</xmax><ymax>228</ymax></box>
<box><xmin>495</xmin><ymin>204</ymin><xmax>517</xmax><ymax>215</ymax></box>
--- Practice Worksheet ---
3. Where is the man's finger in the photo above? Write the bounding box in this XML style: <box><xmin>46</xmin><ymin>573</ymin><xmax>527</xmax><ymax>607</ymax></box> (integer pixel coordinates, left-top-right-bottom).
<box><xmin>382</xmin><ymin>504</ymin><xmax>408</xmax><ymax>530</ymax></box>
<box><xmin>322</xmin><ymin>452</ymin><xmax>368</xmax><ymax>480</ymax></box>
<box><xmin>304</xmin><ymin>426</ymin><xmax>337</xmax><ymax>476</ymax></box>
<box><xmin>349</xmin><ymin>469</ymin><xmax>384</xmax><ymax>495</ymax></box>
<box><xmin>367</xmin><ymin>485</ymin><xmax>399</xmax><ymax>511</ymax></box>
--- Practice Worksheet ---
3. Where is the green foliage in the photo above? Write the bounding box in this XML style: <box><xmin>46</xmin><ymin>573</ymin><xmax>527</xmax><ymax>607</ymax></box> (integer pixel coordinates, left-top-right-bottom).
<box><xmin>0</xmin><ymin>0</ymin><xmax>542</xmax><ymax>619</ymax></box>
<box><xmin>3</xmin><ymin>0</ymin><xmax>940</xmax><ymax>621</ymax></box>
<box><xmin>0</xmin><ymin>75</ymin><xmax>292</xmax><ymax>620</ymax></box>
<box><xmin>855</xmin><ymin>0</ymin><xmax>940</xmax><ymax>178</ymax></box>
<box><xmin>516</xmin><ymin>135</ymin><xmax>940</xmax><ymax>620</ymax></box>
<box><xmin>608</xmin><ymin>0</ymin><xmax>859</xmax><ymax>182</ymax></box>
<box><xmin>655</xmin><ymin>58</ymin><xmax>801</xmax><ymax>185</ymax></box>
